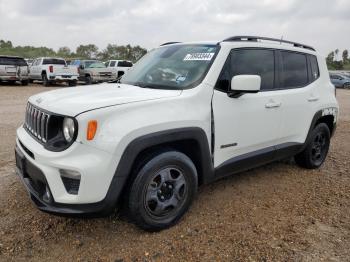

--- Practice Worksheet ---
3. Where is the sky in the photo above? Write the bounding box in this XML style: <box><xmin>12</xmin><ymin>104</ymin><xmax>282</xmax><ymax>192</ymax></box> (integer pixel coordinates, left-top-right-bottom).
<box><xmin>0</xmin><ymin>0</ymin><xmax>349</xmax><ymax>57</ymax></box>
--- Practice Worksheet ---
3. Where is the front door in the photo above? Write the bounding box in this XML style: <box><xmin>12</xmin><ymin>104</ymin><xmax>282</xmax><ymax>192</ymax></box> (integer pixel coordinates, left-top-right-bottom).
<box><xmin>212</xmin><ymin>48</ymin><xmax>283</xmax><ymax>169</ymax></box>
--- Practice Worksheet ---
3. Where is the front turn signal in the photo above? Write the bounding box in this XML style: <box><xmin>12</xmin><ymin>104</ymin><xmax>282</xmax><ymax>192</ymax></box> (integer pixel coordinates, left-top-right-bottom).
<box><xmin>87</xmin><ymin>120</ymin><xmax>98</xmax><ymax>141</ymax></box>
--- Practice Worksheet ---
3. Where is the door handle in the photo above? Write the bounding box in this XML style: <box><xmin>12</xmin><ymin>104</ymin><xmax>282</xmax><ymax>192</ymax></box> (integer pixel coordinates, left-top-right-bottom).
<box><xmin>308</xmin><ymin>96</ymin><xmax>319</xmax><ymax>102</ymax></box>
<box><xmin>265</xmin><ymin>102</ymin><xmax>281</xmax><ymax>108</ymax></box>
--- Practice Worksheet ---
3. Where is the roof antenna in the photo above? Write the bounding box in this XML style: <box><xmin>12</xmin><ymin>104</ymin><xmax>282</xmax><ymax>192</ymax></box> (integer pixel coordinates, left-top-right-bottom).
<box><xmin>280</xmin><ymin>35</ymin><xmax>284</xmax><ymax>44</ymax></box>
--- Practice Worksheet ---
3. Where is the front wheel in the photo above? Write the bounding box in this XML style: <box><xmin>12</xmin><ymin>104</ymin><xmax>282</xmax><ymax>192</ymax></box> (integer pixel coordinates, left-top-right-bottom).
<box><xmin>295</xmin><ymin>123</ymin><xmax>330</xmax><ymax>169</ymax></box>
<box><xmin>21</xmin><ymin>80</ymin><xmax>29</xmax><ymax>86</ymax></box>
<box><xmin>85</xmin><ymin>75</ymin><xmax>93</xmax><ymax>85</ymax></box>
<box><xmin>343</xmin><ymin>82</ymin><xmax>350</xmax><ymax>89</ymax></box>
<box><xmin>128</xmin><ymin>151</ymin><xmax>198</xmax><ymax>231</ymax></box>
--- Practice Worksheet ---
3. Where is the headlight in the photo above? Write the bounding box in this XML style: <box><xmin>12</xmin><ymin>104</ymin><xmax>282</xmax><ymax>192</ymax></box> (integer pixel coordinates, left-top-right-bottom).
<box><xmin>63</xmin><ymin>117</ymin><xmax>75</xmax><ymax>142</ymax></box>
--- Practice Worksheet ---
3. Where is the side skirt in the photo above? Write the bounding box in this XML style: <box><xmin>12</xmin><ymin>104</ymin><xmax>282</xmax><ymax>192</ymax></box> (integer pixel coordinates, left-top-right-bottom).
<box><xmin>213</xmin><ymin>142</ymin><xmax>303</xmax><ymax>180</ymax></box>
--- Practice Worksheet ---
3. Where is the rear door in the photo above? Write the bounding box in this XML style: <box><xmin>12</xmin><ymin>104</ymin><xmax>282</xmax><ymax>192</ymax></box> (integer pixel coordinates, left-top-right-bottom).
<box><xmin>275</xmin><ymin>51</ymin><xmax>320</xmax><ymax>146</ymax></box>
<box><xmin>212</xmin><ymin>48</ymin><xmax>283</xmax><ymax>168</ymax></box>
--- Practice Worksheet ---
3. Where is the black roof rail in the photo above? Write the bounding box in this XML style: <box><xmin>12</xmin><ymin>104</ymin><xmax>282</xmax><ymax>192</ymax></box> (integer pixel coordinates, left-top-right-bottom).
<box><xmin>160</xmin><ymin>42</ymin><xmax>181</xmax><ymax>46</ymax></box>
<box><xmin>222</xmin><ymin>36</ymin><xmax>315</xmax><ymax>51</ymax></box>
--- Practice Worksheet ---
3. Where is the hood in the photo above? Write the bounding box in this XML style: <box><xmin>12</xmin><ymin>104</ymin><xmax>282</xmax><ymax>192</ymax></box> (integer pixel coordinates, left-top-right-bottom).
<box><xmin>85</xmin><ymin>67</ymin><xmax>113</xmax><ymax>73</ymax></box>
<box><xmin>28</xmin><ymin>83</ymin><xmax>182</xmax><ymax>116</ymax></box>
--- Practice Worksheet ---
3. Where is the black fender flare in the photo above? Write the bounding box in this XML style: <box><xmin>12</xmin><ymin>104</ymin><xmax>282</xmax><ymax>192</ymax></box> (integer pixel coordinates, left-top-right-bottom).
<box><xmin>100</xmin><ymin>127</ymin><xmax>214</xmax><ymax>213</ymax></box>
<box><xmin>304</xmin><ymin>107</ymin><xmax>337</xmax><ymax>148</ymax></box>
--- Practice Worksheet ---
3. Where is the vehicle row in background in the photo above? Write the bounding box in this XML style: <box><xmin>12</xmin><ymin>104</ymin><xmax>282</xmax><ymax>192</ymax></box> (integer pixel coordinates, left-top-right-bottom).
<box><xmin>329</xmin><ymin>71</ymin><xmax>350</xmax><ymax>89</ymax></box>
<box><xmin>0</xmin><ymin>56</ymin><xmax>29</xmax><ymax>85</ymax></box>
<box><xmin>1</xmin><ymin>55</ymin><xmax>134</xmax><ymax>87</ymax></box>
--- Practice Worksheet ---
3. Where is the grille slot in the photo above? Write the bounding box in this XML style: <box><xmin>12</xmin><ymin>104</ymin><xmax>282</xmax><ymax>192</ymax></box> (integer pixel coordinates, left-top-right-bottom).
<box><xmin>24</xmin><ymin>103</ymin><xmax>50</xmax><ymax>143</ymax></box>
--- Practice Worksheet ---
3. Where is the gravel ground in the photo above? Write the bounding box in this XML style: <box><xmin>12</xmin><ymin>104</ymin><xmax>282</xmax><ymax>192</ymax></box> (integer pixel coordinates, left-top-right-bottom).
<box><xmin>0</xmin><ymin>83</ymin><xmax>349</xmax><ymax>261</ymax></box>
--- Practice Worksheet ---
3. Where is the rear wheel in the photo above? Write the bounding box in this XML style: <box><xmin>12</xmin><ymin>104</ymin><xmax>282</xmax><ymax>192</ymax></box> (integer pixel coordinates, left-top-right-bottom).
<box><xmin>128</xmin><ymin>151</ymin><xmax>198</xmax><ymax>231</ymax></box>
<box><xmin>42</xmin><ymin>74</ymin><xmax>50</xmax><ymax>87</ymax></box>
<box><xmin>295</xmin><ymin>123</ymin><xmax>330</xmax><ymax>169</ymax></box>
<box><xmin>21</xmin><ymin>80</ymin><xmax>29</xmax><ymax>86</ymax></box>
<box><xmin>29</xmin><ymin>79</ymin><xmax>34</xmax><ymax>83</ymax></box>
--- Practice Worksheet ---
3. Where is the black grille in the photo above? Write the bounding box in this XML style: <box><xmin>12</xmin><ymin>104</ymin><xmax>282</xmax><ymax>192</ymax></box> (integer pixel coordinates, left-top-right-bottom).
<box><xmin>24</xmin><ymin>103</ymin><xmax>50</xmax><ymax>143</ymax></box>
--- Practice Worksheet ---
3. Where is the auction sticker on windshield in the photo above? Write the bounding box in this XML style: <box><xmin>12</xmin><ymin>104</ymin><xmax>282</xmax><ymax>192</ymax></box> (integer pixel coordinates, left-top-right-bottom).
<box><xmin>184</xmin><ymin>53</ymin><xmax>214</xmax><ymax>61</ymax></box>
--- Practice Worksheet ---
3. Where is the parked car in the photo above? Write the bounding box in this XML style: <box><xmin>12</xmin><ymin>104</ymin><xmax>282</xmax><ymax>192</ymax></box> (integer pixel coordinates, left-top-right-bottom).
<box><xmin>330</xmin><ymin>73</ymin><xmax>350</xmax><ymax>89</ymax></box>
<box><xmin>0</xmin><ymin>56</ymin><xmax>29</xmax><ymax>85</ymax></box>
<box><xmin>71</xmin><ymin>59</ymin><xmax>116</xmax><ymax>84</ymax></box>
<box><xmin>29</xmin><ymin>57</ymin><xmax>79</xmax><ymax>86</ymax></box>
<box><xmin>104</xmin><ymin>60</ymin><xmax>133</xmax><ymax>78</ymax></box>
<box><xmin>15</xmin><ymin>36</ymin><xmax>338</xmax><ymax>231</ymax></box>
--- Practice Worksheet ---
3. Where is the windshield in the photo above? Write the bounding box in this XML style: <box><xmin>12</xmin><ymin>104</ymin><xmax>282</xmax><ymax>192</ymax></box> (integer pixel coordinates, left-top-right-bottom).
<box><xmin>87</xmin><ymin>62</ymin><xmax>106</xmax><ymax>68</ymax></box>
<box><xmin>120</xmin><ymin>44</ymin><xmax>218</xmax><ymax>89</ymax></box>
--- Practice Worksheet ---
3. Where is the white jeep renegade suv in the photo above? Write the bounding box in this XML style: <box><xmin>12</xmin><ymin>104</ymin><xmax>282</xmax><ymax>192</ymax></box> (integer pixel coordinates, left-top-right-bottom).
<box><xmin>15</xmin><ymin>36</ymin><xmax>338</xmax><ymax>231</ymax></box>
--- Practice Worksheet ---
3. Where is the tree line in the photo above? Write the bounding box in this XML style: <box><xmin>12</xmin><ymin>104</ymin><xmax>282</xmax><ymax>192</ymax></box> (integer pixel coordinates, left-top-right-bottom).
<box><xmin>326</xmin><ymin>49</ymin><xmax>350</xmax><ymax>70</ymax></box>
<box><xmin>1</xmin><ymin>39</ymin><xmax>349</xmax><ymax>70</ymax></box>
<box><xmin>0</xmin><ymin>40</ymin><xmax>147</xmax><ymax>63</ymax></box>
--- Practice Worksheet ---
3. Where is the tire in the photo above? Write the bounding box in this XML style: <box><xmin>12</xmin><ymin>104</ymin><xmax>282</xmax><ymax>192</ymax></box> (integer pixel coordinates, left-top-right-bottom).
<box><xmin>42</xmin><ymin>74</ymin><xmax>50</xmax><ymax>87</ymax></box>
<box><xmin>295</xmin><ymin>123</ymin><xmax>330</xmax><ymax>169</ymax></box>
<box><xmin>343</xmin><ymin>82</ymin><xmax>350</xmax><ymax>89</ymax></box>
<box><xmin>128</xmin><ymin>151</ymin><xmax>198</xmax><ymax>231</ymax></box>
<box><xmin>21</xmin><ymin>80</ymin><xmax>29</xmax><ymax>86</ymax></box>
<box><xmin>86</xmin><ymin>75</ymin><xmax>92</xmax><ymax>85</ymax></box>
<box><xmin>68</xmin><ymin>80</ymin><xmax>77</xmax><ymax>87</ymax></box>
<box><xmin>29</xmin><ymin>79</ymin><xmax>34</xmax><ymax>83</ymax></box>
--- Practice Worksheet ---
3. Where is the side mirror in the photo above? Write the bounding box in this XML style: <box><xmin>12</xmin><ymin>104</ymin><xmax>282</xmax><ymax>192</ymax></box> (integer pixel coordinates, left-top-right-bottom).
<box><xmin>79</xmin><ymin>64</ymin><xmax>85</xmax><ymax>69</ymax></box>
<box><xmin>229</xmin><ymin>75</ymin><xmax>261</xmax><ymax>98</ymax></box>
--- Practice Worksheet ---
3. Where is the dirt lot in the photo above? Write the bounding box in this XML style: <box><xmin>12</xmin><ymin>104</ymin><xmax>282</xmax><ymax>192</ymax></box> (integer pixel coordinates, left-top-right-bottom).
<box><xmin>0</xmin><ymin>83</ymin><xmax>349</xmax><ymax>261</ymax></box>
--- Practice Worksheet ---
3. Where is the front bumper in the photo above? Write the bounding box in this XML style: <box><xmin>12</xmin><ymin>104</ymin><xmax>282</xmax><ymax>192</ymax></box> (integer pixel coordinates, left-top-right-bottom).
<box><xmin>15</xmin><ymin>126</ymin><xmax>123</xmax><ymax>216</ymax></box>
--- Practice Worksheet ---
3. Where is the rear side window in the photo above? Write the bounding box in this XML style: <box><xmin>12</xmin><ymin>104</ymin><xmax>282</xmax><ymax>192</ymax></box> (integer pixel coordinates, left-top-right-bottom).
<box><xmin>117</xmin><ymin>61</ymin><xmax>133</xmax><ymax>67</ymax></box>
<box><xmin>216</xmin><ymin>48</ymin><xmax>275</xmax><ymax>92</ymax></box>
<box><xmin>280</xmin><ymin>51</ymin><xmax>308</xmax><ymax>88</ymax></box>
<box><xmin>0</xmin><ymin>57</ymin><xmax>27</xmax><ymax>66</ymax></box>
<box><xmin>110</xmin><ymin>61</ymin><xmax>116</xmax><ymax>67</ymax></box>
<box><xmin>309</xmin><ymin>55</ymin><xmax>320</xmax><ymax>81</ymax></box>
<box><xmin>43</xmin><ymin>59</ymin><xmax>66</xmax><ymax>65</ymax></box>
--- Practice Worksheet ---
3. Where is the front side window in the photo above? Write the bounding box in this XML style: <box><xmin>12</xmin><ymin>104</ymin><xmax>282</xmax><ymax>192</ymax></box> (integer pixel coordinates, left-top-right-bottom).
<box><xmin>121</xmin><ymin>44</ymin><xmax>218</xmax><ymax>90</ymax></box>
<box><xmin>216</xmin><ymin>48</ymin><xmax>275</xmax><ymax>92</ymax></box>
<box><xmin>110</xmin><ymin>61</ymin><xmax>116</xmax><ymax>67</ymax></box>
<box><xmin>280</xmin><ymin>51</ymin><xmax>308</xmax><ymax>88</ymax></box>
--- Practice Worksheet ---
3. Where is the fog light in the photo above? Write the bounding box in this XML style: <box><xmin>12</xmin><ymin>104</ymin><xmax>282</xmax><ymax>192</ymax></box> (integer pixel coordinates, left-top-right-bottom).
<box><xmin>42</xmin><ymin>186</ymin><xmax>52</xmax><ymax>203</ymax></box>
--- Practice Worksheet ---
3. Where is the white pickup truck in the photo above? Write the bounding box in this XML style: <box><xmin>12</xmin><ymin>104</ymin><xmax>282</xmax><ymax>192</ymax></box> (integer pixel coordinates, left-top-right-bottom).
<box><xmin>29</xmin><ymin>57</ymin><xmax>79</xmax><ymax>86</ymax></box>
<box><xmin>104</xmin><ymin>60</ymin><xmax>133</xmax><ymax>78</ymax></box>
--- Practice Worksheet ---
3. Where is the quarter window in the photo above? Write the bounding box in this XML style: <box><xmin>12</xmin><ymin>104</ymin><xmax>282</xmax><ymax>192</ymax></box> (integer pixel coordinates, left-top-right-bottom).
<box><xmin>280</xmin><ymin>51</ymin><xmax>308</xmax><ymax>88</ymax></box>
<box><xmin>309</xmin><ymin>55</ymin><xmax>319</xmax><ymax>81</ymax></box>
